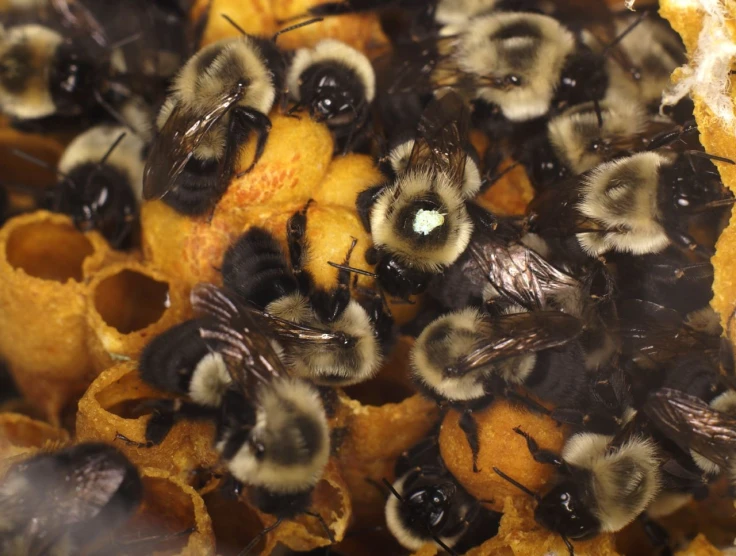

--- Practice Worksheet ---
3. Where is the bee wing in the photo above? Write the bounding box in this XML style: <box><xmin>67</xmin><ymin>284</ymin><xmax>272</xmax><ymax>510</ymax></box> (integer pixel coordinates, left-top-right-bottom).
<box><xmin>645</xmin><ymin>388</ymin><xmax>736</xmax><ymax>469</ymax></box>
<box><xmin>469</xmin><ymin>230</ymin><xmax>580</xmax><ymax>312</ymax></box>
<box><xmin>0</xmin><ymin>469</ymin><xmax>43</xmax><ymax>536</ymax></box>
<box><xmin>50</xmin><ymin>0</ymin><xmax>110</xmax><ymax>47</ymax></box>
<box><xmin>255</xmin><ymin>312</ymin><xmax>353</xmax><ymax>349</ymax></box>
<box><xmin>450</xmin><ymin>311</ymin><xmax>583</xmax><ymax>376</ymax></box>
<box><xmin>526</xmin><ymin>179</ymin><xmax>605</xmax><ymax>237</ymax></box>
<box><xmin>0</xmin><ymin>448</ymin><xmax>132</xmax><ymax>548</ymax></box>
<box><xmin>407</xmin><ymin>89</ymin><xmax>470</xmax><ymax>187</ymax></box>
<box><xmin>53</xmin><ymin>455</ymin><xmax>131</xmax><ymax>525</ymax></box>
<box><xmin>617</xmin><ymin>299</ymin><xmax>718</xmax><ymax>366</ymax></box>
<box><xmin>191</xmin><ymin>283</ymin><xmax>288</xmax><ymax>397</ymax></box>
<box><xmin>466</xmin><ymin>207</ymin><xmax>582</xmax><ymax>311</ymax></box>
<box><xmin>142</xmin><ymin>85</ymin><xmax>245</xmax><ymax>200</ymax></box>
<box><xmin>374</xmin><ymin>36</ymin><xmax>456</xmax><ymax>97</ymax></box>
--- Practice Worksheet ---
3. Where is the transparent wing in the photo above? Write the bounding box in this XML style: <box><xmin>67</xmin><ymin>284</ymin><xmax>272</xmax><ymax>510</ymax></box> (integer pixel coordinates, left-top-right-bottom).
<box><xmin>645</xmin><ymin>388</ymin><xmax>736</xmax><ymax>469</ymax></box>
<box><xmin>142</xmin><ymin>83</ymin><xmax>246</xmax><ymax>200</ymax></box>
<box><xmin>191</xmin><ymin>283</ymin><xmax>288</xmax><ymax>397</ymax></box>
<box><xmin>256</xmin><ymin>311</ymin><xmax>353</xmax><ymax>348</ymax></box>
<box><xmin>449</xmin><ymin>311</ymin><xmax>583</xmax><ymax>376</ymax></box>
<box><xmin>617</xmin><ymin>299</ymin><xmax>718</xmax><ymax>367</ymax></box>
<box><xmin>468</xmin><ymin>214</ymin><xmax>581</xmax><ymax>311</ymax></box>
<box><xmin>407</xmin><ymin>89</ymin><xmax>470</xmax><ymax>187</ymax></box>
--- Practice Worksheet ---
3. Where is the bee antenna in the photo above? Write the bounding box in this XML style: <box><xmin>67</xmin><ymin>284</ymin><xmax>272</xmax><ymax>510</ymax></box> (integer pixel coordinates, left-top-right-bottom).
<box><xmin>481</xmin><ymin>160</ymin><xmax>520</xmax><ymax>192</ymax></box>
<box><xmin>272</xmin><ymin>17</ymin><xmax>324</xmax><ymax>43</ymax></box>
<box><xmin>686</xmin><ymin>197</ymin><xmax>736</xmax><ymax>214</ymax></box>
<box><xmin>239</xmin><ymin>517</ymin><xmax>283</xmax><ymax>555</ymax></box>
<box><xmin>593</xmin><ymin>98</ymin><xmax>603</xmax><ymax>129</ymax></box>
<box><xmin>99</xmin><ymin>132</ymin><xmax>127</xmax><ymax>166</ymax></box>
<box><xmin>727</xmin><ymin>305</ymin><xmax>736</xmax><ymax>344</ymax></box>
<box><xmin>107</xmin><ymin>31</ymin><xmax>143</xmax><ymax>51</ymax></box>
<box><xmin>276</xmin><ymin>14</ymin><xmax>311</xmax><ymax>25</ymax></box>
<box><xmin>221</xmin><ymin>14</ymin><xmax>248</xmax><ymax>36</ymax></box>
<box><xmin>492</xmin><ymin>467</ymin><xmax>542</xmax><ymax>502</ymax></box>
<box><xmin>601</xmin><ymin>9</ymin><xmax>650</xmax><ymax>57</ymax></box>
<box><xmin>9</xmin><ymin>149</ymin><xmax>73</xmax><ymax>184</ymax></box>
<box><xmin>303</xmin><ymin>510</ymin><xmax>335</xmax><ymax>544</ymax></box>
<box><xmin>92</xmin><ymin>90</ymin><xmax>142</xmax><ymax>137</ymax></box>
<box><xmin>117</xmin><ymin>526</ymin><xmax>196</xmax><ymax>548</ymax></box>
<box><xmin>51</xmin><ymin>0</ymin><xmax>108</xmax><ymax>47</ymax></box>
<box><xmin>382</xmin><ymin>477</ymin><xmax>403</xmax><ymax>500</ymax></box>
<box><xmin>431</xmin><ymin>534</ymin><xmax>459</xmax><ymax>556</ymax></box>
<box><xmin>327</xmin><ymin>261</ymin><xmax>379</xmax><ymax>278</ymax></box>
<box><xmin>684</xmin><ymin>150</ymin><xmax>736</xmax><ymax>165</ymax></box>
<box><xmin>561</xmin><ymin>533</ymin><xmax>576</xmax><ymax>556</ymax></box>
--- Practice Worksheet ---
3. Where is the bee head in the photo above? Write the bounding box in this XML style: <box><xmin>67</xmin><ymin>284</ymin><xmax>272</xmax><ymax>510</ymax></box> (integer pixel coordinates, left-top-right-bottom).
<box><xmin>302</xmin><ymin>66</ymin><xmax>363</xmax><ymax>127</ymax></box>
<box><xmin>535</xmin><ymin>480</ymin><xmax>600</xmax><ymax>541</ymax></box>
<box><xmin>402</xmin><ymin>474</ymin><xmax>457</xmax><ymax>534</ymax></box>
<box><xmin>49</xmin><ymin>40</ymin><xmax>100</xmax><ymax>115</ymax></box>
<box><xmin>555</xmin><ymin>48</ymin><xmax>607</xmax><ymax>111</ymax></box>
<box><xmin>375</xmin><ymin>252</ymin><xmax>431</xmax><ymax>298</ymax></box>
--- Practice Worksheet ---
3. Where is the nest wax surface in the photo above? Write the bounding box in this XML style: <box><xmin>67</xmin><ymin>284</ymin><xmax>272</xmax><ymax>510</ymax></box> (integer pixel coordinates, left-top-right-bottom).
<box><xmin>141</xmin><ymin>114</ymin><xmax>382</xmax><ymax>295</ymax></box>
<box><xmin>0</xmin><ymin>211</ymin><xmax>123</xmax><ymax>423</ymax></box>
<box><xmin>86</xmin><ymin>260</ymin><xmax>192</xmax><ymax>373</ymax></box>
<box><xmin>657</xmin><ymin>0</ymin><xmax>736</xmax><ymax>332</ymax></box>
<box><xmin>76</xmin><ymin>362</ymin><xmax>220</xmax><ymax>482</ymax></box>
<box><xmin>126</xmin><ymin>466</ymin><xmax>216</xmax><ymax>556</ymax></box>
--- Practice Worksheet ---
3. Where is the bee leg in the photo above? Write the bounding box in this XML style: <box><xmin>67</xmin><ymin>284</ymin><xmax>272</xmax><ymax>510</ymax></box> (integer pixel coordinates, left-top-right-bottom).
<box><xmin>232</xmin><ymin>107</ymin><xmax>273</xmax><ymax>175</ymax></box>
<box><xmin>189</xmin><ymin>466</ymin><xmax>221</xmax><ymax>491</ymax></box>
<box><xmin>144</xmin><ymin>400</ymin><xmax>219</xmax><ymax>445</ymax></box>
<box><xmin>144</xmin><ymin>409</ymin><xmax>177</xmax><ymax>445</ymax></box>
<box><xmin>551</xmin><ymin>407</ymin><xmax>622</xmax><ymax>435</ymax></box>
<box><xmin>330</xmin><ymin>426</ymin><xmax>348</xmax><ymax>455</ymax></box>
<box><xmin>312</xmin><ymin>237</ymin><xmax>358</xmax><ymax>322</ymax></box>
<box><xmin>638</xmin><ymin>514</ymin><xmax>672</xmax><ymax>555</ymax></box>
<box><xmin>317</xmin><ymin>385</ymin><xmax>339</xmax><ymax>417</ymax></box>
<box><xmin>285</xmin><ymin>102</ymin><xmax>303</xmax><ymax>118</ymax></box>
<box><xmin>549</xmin><ymin>407</ymin><xmax>586</xmax><ymax>427</ymax></box>
<box><xmin>114</xmin><ymin>432</ymin><xmax>153</xmax><ymax>449</ymax></box>
<box><xmin>478</xmin><ymin>149</ymin><xmax>507</xmax><ymax>193</ymax></box>
<box><xmin>359</xmin><ymin>288</ymin><xmax>396</xmax><ymax>352</ymax></box>
<box><xmin>286</xmin><ymin>200</ymin><xmax>315</xmax><ymax>294</ymax></box>
<box><xmin>512</xmin><ymin>427</ymin><xmax>563</xmax><ymax>466</ymax></box>
<box><xmin>669</xmin><ymin>228</ymin><xmax>713</xmax><ymax>260</ymax></box>
<box><xmin>108</xmin><ymin>216</ymin><xmax>135</xmax><ymax>250</ymax></box>
<box><xmin>355</xmin><ymin>184</ymin><xmax>386</xmax><ymax>232</ymax></box>
<box><xmin>117</xmin><ymin>526</ymin><xmax>196</xmax><ymax>550</ymax></box>
<box><xmin>458</xmin><ymin>409</ymin><xmax>481</xmax><ymax>473</ymax></box>
<box><xmin>304</xmin><ymin>1</ymin><xmax>354</xmax><ymax>16</ymax></box>
<box><xmin>304</xmin><ymin>510</ymin><xmax>335</xmax><ymax>544</ymax></box>
<box><xmin>240</xmin><ymin>518</ymin><xmax>283</xmax><ymax>555</ymax></box>
<box><xmin>220</xmin><ymin>474</ymin><xmax>244</xmax><ymax>500</ymax></box>
<box><xmin>364</xmin><ymin>477</ymin><xmax>387</xmax><ymax>496</ymax></box>
<box><xmin>502</xmin><ymin>388</ymin><xmax>550</xmax><ymax>416</ymax></box>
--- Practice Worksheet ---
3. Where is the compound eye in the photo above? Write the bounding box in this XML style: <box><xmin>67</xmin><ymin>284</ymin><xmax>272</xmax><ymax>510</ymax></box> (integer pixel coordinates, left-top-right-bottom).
<box><xmin>249</xmin><ymin>437</ymin><xmax>266</xmax><ymax>460</ymax></box>
<box><xmin>316</xmin><ymin>97</ymin><xmax>334</xmax><ymax>116</ymax></box>
<box><xmin>505</xmin><ymin>74</ymin><xmax>522</xmax><ymax>87</ymax></box>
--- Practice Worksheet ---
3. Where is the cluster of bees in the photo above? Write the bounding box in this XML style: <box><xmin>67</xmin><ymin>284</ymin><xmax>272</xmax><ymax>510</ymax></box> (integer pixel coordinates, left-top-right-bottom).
<box><xmin>1</xmin><ymin>0</ymin><xmax>736</xmax><ymax>554</ymax></box>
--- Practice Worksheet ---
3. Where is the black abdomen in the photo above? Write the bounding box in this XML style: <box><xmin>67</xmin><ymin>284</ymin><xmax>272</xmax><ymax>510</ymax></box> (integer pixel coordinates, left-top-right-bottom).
<box><xmin>221</xmin><ymin>228</ymin><xmax>299</xmax><ymax>307</ymax></box>
<box><xmin>139</xmin><ymin>317</ymin><xmax>214</xmax><ymax>395</ymax></box>
<box><xmin>162</xmin><ymin>157</ymin><xmax>225</xmax><ymax>216</ymax></box>
<box><xmin>525</xmin><ymin>341</ymin><xmax>588</xmax><ymax>406</ymax></box>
